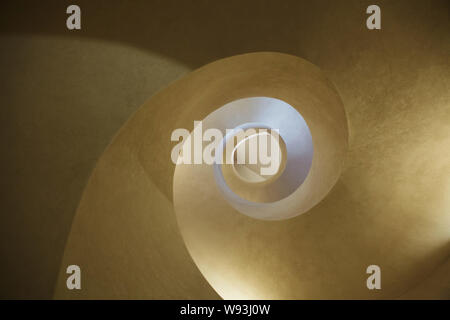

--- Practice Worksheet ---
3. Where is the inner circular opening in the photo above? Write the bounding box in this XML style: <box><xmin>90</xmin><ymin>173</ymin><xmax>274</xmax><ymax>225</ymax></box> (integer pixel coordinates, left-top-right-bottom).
<box><xmin>231</xmin><ymin>129</ymin><xmax>287</xmax><ymax>185</ymax></box>
<box><xmin>209</xmin><ymin>97</ymin><xmax>315</xmax><ymax>218</ymax></box>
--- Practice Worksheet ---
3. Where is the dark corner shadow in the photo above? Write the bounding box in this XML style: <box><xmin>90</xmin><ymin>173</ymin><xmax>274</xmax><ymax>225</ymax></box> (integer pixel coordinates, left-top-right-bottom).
<box><xmin>0</xmin><ymin>0</ymin><xmax>359</xmax><ymax>69</ymax></box>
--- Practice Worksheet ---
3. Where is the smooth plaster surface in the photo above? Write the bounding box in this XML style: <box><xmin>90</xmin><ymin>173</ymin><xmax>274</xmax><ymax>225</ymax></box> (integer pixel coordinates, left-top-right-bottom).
<box><xmin>0</xmin><ymin>0</ymin><xmax>449</xmax><ymax>299</ymax></box>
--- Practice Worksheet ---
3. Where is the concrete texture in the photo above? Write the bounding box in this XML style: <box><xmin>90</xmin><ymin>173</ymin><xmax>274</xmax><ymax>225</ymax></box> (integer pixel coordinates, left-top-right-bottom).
<box><xmin>0</xmin><ymin>0</ymin><xmax>449</xmax><ymax>299</ymax></box>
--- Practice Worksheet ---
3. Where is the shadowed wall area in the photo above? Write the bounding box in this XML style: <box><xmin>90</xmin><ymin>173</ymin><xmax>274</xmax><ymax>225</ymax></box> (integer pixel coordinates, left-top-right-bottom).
<box><xmin>0</xmin><ymin>0</ymin><xmax>449</xmax><ymax>299</ymax></box>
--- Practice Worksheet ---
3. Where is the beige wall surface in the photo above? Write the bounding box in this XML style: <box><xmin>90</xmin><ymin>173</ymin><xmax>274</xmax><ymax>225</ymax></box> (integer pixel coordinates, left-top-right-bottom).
<box><xmin>0</xmin><ymin>0</ymin><xmax>449</xmax><ymax>299</ymax></box>
<box><xmin>0</xmin><ymin>35</ymin><xmax>191</xmax><ymax>298</ymax></box>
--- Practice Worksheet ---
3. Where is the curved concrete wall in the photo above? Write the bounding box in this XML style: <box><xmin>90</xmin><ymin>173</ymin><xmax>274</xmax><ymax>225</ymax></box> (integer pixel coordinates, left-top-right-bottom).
<box><xmin>0</xmin><ymin>0</ymin><xmax>448</xmax><ymax>299</ymax></box>
<box><xmin>56</xmin><ymin>51</ymin><xmax>449</xmax><ymax>299</ymax></box>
